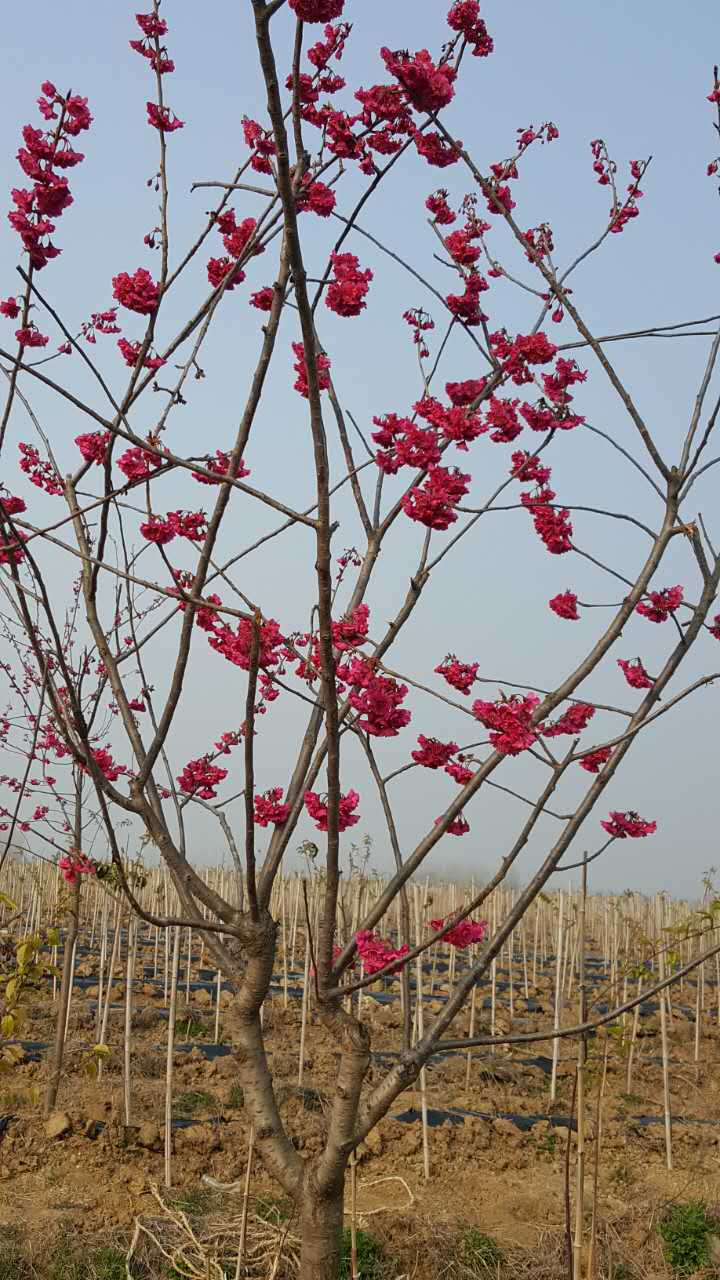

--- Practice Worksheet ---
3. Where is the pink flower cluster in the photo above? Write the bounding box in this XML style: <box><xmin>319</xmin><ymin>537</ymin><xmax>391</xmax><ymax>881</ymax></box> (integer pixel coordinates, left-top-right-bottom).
<box><xmin>447</xmin><ymin>0</ymin><xmax>493</xmax><ymax>56</ymax></box>
<box><xmin>325</xmin><ymin>251</ymin><xmax>373</xmax><ymax>317</ymax></box>
<box><xmin>254</xmin><ymin>787</ymin><xmax>291</xmax><ymax>827</ymax></box>
<box><xmin>192</xmin><ymin>451</ymin><xmax>250</xmax><ymax>486</ymax></box>
<box><xmin>208</xmin><ymin>615</ymin><xmax>284</xmax><ymax>672</ymax></box>
<box><xmin>343</xmin><ymin>660</ymin><xmax>411</xmax><ymax>736</ymax></box>
<box><xmin>355</xmin><ymin>929</ymin><xmax>409</xmax><ymax>976</ymax></box>
<box><xmin>521</xmin><ymin>486</ymin><xmax>573</xmax><ymax>555</ymax></box>
<box><xmin>549</xmin><ymin>590</ymin><xmax>579</xmax><ymax>620</ymax></box>
<box><xmin>297</xmin><ymin>177</ymin><xmax>337</xmax><ymax>218</ymax></box>
<box><xmin>58</xmin><ymin>852</ymin><xmax>96</xmax><ymax>886</ymax></box>
<box><xmin>131</xmin><ymin>13</ymin><xmax>183</xmax><ymax>129</ymax></box>
<box><xmin>380</xmin><ymin>47</ymin><xmax>456</xmax><ymax>115</ymax></box>
<box><xmin>618</xmin><ymin>658</ymin><xmax>653</xmax><ymax>689</ymax></box>
<box><xmin>112</xmin><ymin>267</ymin><xmax>160</xmax><ymax>315</ymax></box>
<box><xmin>541</xmin><ymin>702</ymin><xmax>595</xmax><ymax>738</ymax></box>
<box><xmin>118</xmin><ymin>336</ymin><xmax>166</xmax><ymax>370</ymax></box>
<box><xmin>304</xmin><ymin>788</ymin><xmax>360</xmax><ymax>831</ymax></box>
<box><xmin>292</xmin><ymin>341</ymin><xmax>331</xmax><ymax>397</ymax></box>
<box><xmin>19</xmin><ymin>442</ymin><xmax>62</xmax><ymax>496</ymax></box>
<box><xmin>7</xmin><ymin>82</ymin><xmax>92</xmax><ymax>328</ymax></box>
<box><xmin>117</xmin><ymin>446</ymin><xmax>164</xmax><ymax>482</ymax></box>
<box><xmin>332</xmin><ymin>602</ymin><xmax>369</xmax><ymax>651</ymax></box>
<box><xmin>412</xmin><ymin>735</ymin><xmax>459</xmax><ymax>768</ymax></box>
<box><xmin>435</xmin><ymin>654</ymin><xmax>478</xmax><ymax>695</ymax></box>
<box><xmin>601</xmin><ymin>810</ymin><xmax>657</xmax><ymax>839</ymax></box>
<box><xmin>75</xmin><ymin>431</ymin><xmax>111</xmax><ymax>465</ymax></box>
<box><xmin>436</xmin><ymin>812</ymin><xmax>470</xmax><ymax>835</ymax></box>
<box><xmin>242</xmin><ymin>117</ymin><xmax>276</xmax><ymax>173</ymax></box>
<box><xmin>579</xmin><ymin>746</ymin><xmax>613</xmax><ymax>774</ymax></box>
<box><xmin>428</xmin><ymin>915</ymin><xmax>488</xmax><ymax>948</ymax></box>
<box><xmin>636</xmin><ymin>585</ymin><xmax>683</xmax><ymax>623</ymax></box>
<box><xmin>472</xmin><ymin>691</ymin><xmax>540</xmax><ymax>755</ymax></box>
<box><xmin>85</xmin><ymin>746</ymin><xmax>127</xmax><ymax>782</ymax></box>
<box><xmin>140</xmin><ymin>509</ymin><xmax>208</xmax><ymax>544</ymax></box>
<box><xmin>177</xmin><ymin>756</ymin><xmax>228</xmax><ymax>800</ymax></box>
<box><xmin>401</xmin><ymin>466</ymin><xmax>470</xmax><ymax>530</ymax></box>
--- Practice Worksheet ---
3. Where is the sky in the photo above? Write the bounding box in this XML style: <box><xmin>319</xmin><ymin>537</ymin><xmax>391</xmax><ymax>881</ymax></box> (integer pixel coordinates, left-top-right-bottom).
<box><xmin>0</xmin><ymin>1</ymin><xmax>719</xmax><ymax>898</ymax></box>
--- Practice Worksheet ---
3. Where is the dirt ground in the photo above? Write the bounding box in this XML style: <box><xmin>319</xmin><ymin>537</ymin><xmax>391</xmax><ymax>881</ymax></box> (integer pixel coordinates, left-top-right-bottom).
<box><xmin>1</xmin><ymin>939</ymin><xmax>719</xmax><ymax>1277</ymax></box>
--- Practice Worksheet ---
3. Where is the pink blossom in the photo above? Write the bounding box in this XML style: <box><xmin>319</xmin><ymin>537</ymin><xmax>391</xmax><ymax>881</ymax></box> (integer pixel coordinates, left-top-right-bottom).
<box><xmin>428</xmin><ymin>915</ymin><xmax>488</xmax><ymax>947</ymax></box>
<box><xmin>355</xmin><ymin>929</ymin><xmax>409</xmax><ymax>976</ymax></box>
<box><xmin>636</xmin><ymin>585</ymin><xmax>683</xmax><ymax>624</ymax></box>
<box><xmin>112</xmin><ymin>268</ymin><xmax>160</xmax><ymax>314</ymax></box>
<box><xmin>401</xmin><ymin>466</ymin><xmax>470</xmax><ymax>530</ymax></box>
<box><xmin>254</xmin><ymin>787</ymin><xmax>291</xmax><ymax>827</ymax></box>
<box><xmin>192</xmin><ymin>451</ymin><xmax>249</xmax><ymax>485</ymax></box>
<box><xmin>435</xmin><ymin>812</ymin><xmax>470</xmax><ymax>835</ymax></box>
<box><xmin>297</xmin><ymin>178</ymin><xmax>337</xmax><ymax>218</ymax></box>
<box><xmin>146</xmin><ymin>102</ymin><xmax>183</xmax><ymax>132</ymax></box>
<box><xmin>381</xmin><ymin>47</ymin><xmax>456</xmax><ymax>114</ymax></box>
<box><xmin>117</xmin><ymin>337</ymin><xmax>166</xmax><ymax>370</ymax></box>
<box><xmin>140</xmin><ymin>517</ymin><xmax>175</xmax><ymax>545</ymax></box>
<box><xmin>345</xmin><ymin>661</ymin><xmax>411</xmax><ymax>736</ymax></box>
<box><xmin>579</xmin><ymin>747</ymin><xmax>612</xmax><ymax>773</ymax></box>
<box><xmin>75</xmin><ymin>431</ymin><xmax>110</xmax><ymax>465</ymax></box>
<box><xmin>549</xmin><ymin>590</ymin><xmax>579</xmax><ymax>620</ymax></box>
<box><xmin>304</xmin><ymin>788</ymin><xmax>360</xmax><ymax>832</ymax></box>
<box><xmin>58</xmin><ymin>852</ymin><xmax>96</xmax><ymax>885</ymax></box>
<box><xmin>618</xmin><ymin>658</ymin><xmax>653</xmax><ymax>689</ymax></box>
<box><xmin>292</xmin><ymin>341</ymin><xmax>331</xmax><ymax>397</ymax></box>
<box><xmin>117</xmin><ymin>445</ymin><xmax>163</xmax><ymax>482</ymax></box>
<box><xmin>435</xmin><ymin>655</ymin><xmax>478</xmax><ymax>695</ymax></box>
<box><xmin>177</xmin><ymin>756</ymin><xmax>227</xmax><ymax>800</ymax></box>
<box><xmin>472</xmin><ymin>692</ymin><xmax>540</xmax><ymax>755</ymax></box>
<box><xmin>412</xmin><ymin>735</ymin><xmax>459</xmax><ymax>768</ymax></box>
<box><xmin>601</xmin><ymin>810</ymin><xmax>657</xmax><ymax>839</ymax></box>
<box><xmin>542</xmin><ymin>702</ymin><xmax>595</xmax><ymax>738</ymax></box>
<box><xmin>325</xmin><ymin>251</ymin><xmax>372</xmax><ymax>317</ymax></box>
<box><xmin>288</xmin><ymin>0</ymin><xmax>345</xmax><ymax>20</ymax></box>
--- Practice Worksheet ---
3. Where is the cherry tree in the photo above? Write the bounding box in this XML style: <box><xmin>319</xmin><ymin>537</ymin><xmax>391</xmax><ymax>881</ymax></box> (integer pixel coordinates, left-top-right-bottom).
<box><xmin>1</xmin><ymin>3</ymin><xmax>720</xmax><ymax>1275</ymax></box>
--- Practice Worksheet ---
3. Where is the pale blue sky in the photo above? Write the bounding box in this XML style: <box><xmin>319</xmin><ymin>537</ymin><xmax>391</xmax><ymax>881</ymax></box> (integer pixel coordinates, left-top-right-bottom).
<box><xmin>1</xmin><ymin>1</ymin><xmax>719</xmax><ymax>896</ymax></box>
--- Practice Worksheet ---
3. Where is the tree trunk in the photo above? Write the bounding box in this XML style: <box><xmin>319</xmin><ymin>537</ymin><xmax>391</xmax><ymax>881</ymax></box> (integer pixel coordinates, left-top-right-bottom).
<box><xmin>298</xmin><ymin>1171</ymin><xmax>345</xmax><ymax>1280</ymax></box>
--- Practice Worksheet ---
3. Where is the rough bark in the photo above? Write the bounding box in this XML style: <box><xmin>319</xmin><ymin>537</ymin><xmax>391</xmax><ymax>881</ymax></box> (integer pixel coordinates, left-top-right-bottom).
<box><xmin>298</xmin><ymin>1165</ymin><xmax>345</xmax><ymax>1280</ymax></box>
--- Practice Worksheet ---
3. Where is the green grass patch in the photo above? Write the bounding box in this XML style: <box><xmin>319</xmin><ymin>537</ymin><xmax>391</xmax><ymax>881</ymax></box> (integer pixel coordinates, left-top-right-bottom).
<box><xmin>164</xmin><ymin>1187</ymin><xmax>213</xmax><ymax>1216</ymax></box>
<box><xmin>0</xmin><ymin>1226</ymin><xmax>33</xmax><ymax>1280</ymax></box>
<box><xmin>459</xmin><ymin>1228</ymin><xmax>504</xmax><ymax>1274</ymax></box>
<box><xmin>225</xmin><ymin>1084</ymin><xmax>244</xmax><ymax>1110</ymax></box>
<box><xmin>175</xmin><ymin>1017</ymin><xmax>209</xmax><ymax>1040</ymax></box>
<box><xmin>171</xmin><ymin>1090</ymin><xmax>219</xmax><ymax>1118</ymax></box>
<box><xmin>340</xmin><ymin>1227</ymin><xmax>384</xmax><ymax>1279</ymax></box>
<box><xmin>659</xmin><ymin>1200</ymin><xmax>716</xmax><ymax>1275</ymax></box>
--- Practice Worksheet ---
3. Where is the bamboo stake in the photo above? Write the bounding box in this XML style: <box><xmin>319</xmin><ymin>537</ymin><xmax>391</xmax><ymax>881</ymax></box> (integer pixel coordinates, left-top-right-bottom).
<box><xmin>164</xmin><ymin>925</ymin><xmax>181</xmax><ymax>1188</ymax></box>
<box><xmin>550</xmin><ymin>890</ymin><xmax>564</xmax><ymax>1103</ymax></box>
<box><xmin>123</xmin><ymin>916</ymin><xmax>135</xmax><ymax>1125</ymax></box>
<box><xmin>573</xmin><ymin>862</ymin><xmax>587</xmax><ymax>1280</ymax></box>
<box><xmin>234</xmin><ymin>1124</ymin><xmax>255</xmax><ymax>1280</ymax></box>
<box><xmin>658</xmin><ymin>944</ymin><xmax>673</xmax><ymax>1170</ymax></box>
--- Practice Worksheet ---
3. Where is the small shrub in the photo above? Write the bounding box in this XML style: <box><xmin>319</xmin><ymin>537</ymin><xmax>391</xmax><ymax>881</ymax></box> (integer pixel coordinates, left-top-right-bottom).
<box><xmin>340</xmin><ymin>1227</ymin><xmax>384</xmax><ymax>1279</ymax></box>
<box><xmin>459</xmin><ymin>1228</ymin><xmax>504</xmax><ymax>1274</ymax></box>
<box><xmin>659</xmin><ymin>1201</ymin><xmax>714</xmax><ymax>1275</ymax></box>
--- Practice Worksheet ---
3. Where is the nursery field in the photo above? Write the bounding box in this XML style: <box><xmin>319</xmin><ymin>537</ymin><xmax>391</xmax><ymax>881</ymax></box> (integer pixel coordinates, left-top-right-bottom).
<box><xmin>1</xmin><ymin>862</ymin><xmax>720</xmax><ymax>1280</ymax></box>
